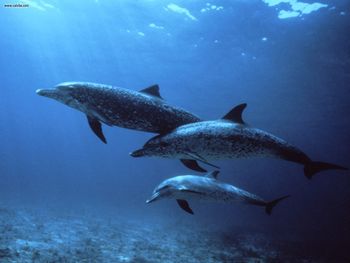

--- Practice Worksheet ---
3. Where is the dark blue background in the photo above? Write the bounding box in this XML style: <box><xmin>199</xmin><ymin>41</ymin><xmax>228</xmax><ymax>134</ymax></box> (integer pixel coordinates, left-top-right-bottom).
<box><xmin>0</xmin><ymin>0</ymin><xmax>349</xmax><ymax>256</ymax></box>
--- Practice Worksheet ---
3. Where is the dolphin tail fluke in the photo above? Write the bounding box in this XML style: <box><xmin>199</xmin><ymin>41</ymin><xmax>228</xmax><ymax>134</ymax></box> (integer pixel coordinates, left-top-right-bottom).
<box><xmin>265</xmin><ymin>195</ymin><xmax>290</xmax><ymax>215</ymax></box>
<box><xmin>304</xmin><ymin>161</ymin><xmax>348</xmax><ymax>179</ymax></box>
<box><xmin>87</xmin><ymin>116</ymin><xmax>107</xmax><ymax>144</ymax></box>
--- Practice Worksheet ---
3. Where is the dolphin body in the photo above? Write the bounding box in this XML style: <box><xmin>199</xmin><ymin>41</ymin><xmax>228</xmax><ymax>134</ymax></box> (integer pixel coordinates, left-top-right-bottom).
<box><xmin>147</xmin><ymin>171</ymin><xmax>289</xmax><ymax>215</ymax></box>
<box><xmin>131</xmin><ymin>103</ymin><xmax>347</xmax><ymax>179</ymax></box>
<box><xmin>36</xmin><ymin>82</ymin><xmax>201</xmax><ymax>143</ymax></box>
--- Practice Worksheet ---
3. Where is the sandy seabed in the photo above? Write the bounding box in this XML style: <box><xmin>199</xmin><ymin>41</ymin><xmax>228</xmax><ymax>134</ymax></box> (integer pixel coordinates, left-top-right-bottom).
<box><xmin>0</xmin><ymin>205</ymin><xmax>345</xmax><ymax>263</ymax></box>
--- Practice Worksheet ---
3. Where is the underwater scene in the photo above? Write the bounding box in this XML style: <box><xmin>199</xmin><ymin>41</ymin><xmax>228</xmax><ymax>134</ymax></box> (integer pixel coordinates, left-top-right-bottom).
<box><xmin>1</xmin><ymin>0</ymin><xmax>350</xmax><ymax>262</ymax></box>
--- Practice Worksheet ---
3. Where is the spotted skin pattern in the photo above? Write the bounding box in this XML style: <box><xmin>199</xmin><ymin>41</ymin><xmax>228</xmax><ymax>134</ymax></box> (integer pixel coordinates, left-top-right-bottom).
<box><xmin>139</xmin><ymin>120</ymin><xmax>311</xmax><ymax>165</ymax></box>
<box><xmin>38</xmin><ymin>82</ymin><xmax>201</xmax><ymax>134</ymax></box>
<box><xmin>150</xmin><ymin>175</ymin><xmax>266</xmax><ymax>206</ymax></box>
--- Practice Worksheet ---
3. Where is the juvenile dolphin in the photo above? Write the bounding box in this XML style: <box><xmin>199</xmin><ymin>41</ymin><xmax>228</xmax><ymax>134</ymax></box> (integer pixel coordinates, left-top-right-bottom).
<box><xmin>131</xmin><ymin>103</ymin><xmax>347</xmax><ymax>179</ymax></box>
<box><xmin>36</xmin><ymin>82</ymin><xmax>201</xmax><ymax>143</ymax></box>
<box><xmin>147</xmin><ymin>171</ymin><xmax>289</xmax><ymax>215</ymax></box>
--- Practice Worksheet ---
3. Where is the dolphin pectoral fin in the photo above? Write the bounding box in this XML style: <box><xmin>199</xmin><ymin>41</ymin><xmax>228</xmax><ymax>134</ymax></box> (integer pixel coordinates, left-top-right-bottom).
<box><xmin>184</xmin><ymin>152</ymin><xmax>220</xmax><ymax>170</ymax></box>
<box><xmin>265</xmin><ymin>195</ymin><xmax>290</xmax><ymax>215</ymax></box>
<box><xmin>176</xmin><ymin>199</ymin><xmax>194</xmax><ymax>215</ymax></box>
<box><xmin>139</xmin><ymin>84</ymin><xmax>163</xmax><ymax>99</ymax></box>
<box><xmin>222</xmin><ymin>103</ymin><xmax>247</xmax><ymax>124</ymax></box>
<box><xmin>180</xmin><ymin>159</ymin><xmax>207</xmax><ymax>172</ymax></box>
<box><xmin>87</xmin><ymin>115</ymin><xmax>107</xmax><ymax>144</ymax></box>
<box><xmin>304</xmin><ymin>161</ymin><xmax>348</xmax><ymax>179</ymax></box>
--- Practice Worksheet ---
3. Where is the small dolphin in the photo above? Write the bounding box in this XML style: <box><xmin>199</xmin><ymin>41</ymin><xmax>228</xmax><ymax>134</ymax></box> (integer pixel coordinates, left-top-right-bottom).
<box><xmin>36</xmin><ymin>82</ymin><xmax>201</xmax><ymax>143</ymax></box>
<box><xmin>147</xmin><ymin>171</ymin><xmax>289</xmax><ymax>215</ymax></box>
<box><xmin>131</xmin><ymin>103</ymin><xmax>347</xmax><ymax>179</ymax></box>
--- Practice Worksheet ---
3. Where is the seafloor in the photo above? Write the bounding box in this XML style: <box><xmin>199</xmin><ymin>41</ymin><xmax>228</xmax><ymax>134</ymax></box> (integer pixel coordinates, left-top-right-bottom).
<box><xmin>0</xmin><ymin>205</ymin><xmax>346</xmax><ymax>263</ymax></box>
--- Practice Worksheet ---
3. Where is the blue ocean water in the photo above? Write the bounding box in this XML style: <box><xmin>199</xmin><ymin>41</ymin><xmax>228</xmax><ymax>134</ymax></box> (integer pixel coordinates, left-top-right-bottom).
<box><xmin>0</xmin><ymin>0</ymin><xmax>349</xmax><ymax>262</ymax></box>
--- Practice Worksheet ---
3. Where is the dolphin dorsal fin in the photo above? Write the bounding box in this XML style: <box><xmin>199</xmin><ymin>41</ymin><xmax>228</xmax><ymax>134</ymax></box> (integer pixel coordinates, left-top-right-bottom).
<box><xmin>222</xmin><ymin>103</ymin><xmax>247</xmax><ymax>124</ymax></box>
<box><xmin>205</xmin><ymin>170</ymin><xmax>220</xmax><ymax>179</ymax></box>
<box><xmin>140</xmin><ymin>84</ymin><xmax>163</xmax><ymax>99</ymax></box>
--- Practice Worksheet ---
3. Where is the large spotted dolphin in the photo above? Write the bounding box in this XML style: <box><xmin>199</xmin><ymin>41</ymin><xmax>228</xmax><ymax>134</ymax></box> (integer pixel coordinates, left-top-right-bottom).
<box><xmin>131</xmin><ymin>103</ymin><xmax>347</xmax><ymax>179</ymax></box>
<box><xmin>36</xmin><ymin>82</ymin><xmax>201</xmax><ymax>143</ymax></box>
<box><xmin>146</xmin><ymin>171</ymin><xmax>289</xmax><ymax>215</ymax></box>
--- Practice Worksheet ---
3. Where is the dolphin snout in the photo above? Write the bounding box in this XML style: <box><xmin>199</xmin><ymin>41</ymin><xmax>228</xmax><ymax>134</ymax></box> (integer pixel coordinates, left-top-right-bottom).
<box><xmin>146</xmin><ymin>192</ymin><xmax>160</xmax><ymax>203</ymax></box>
<box><xmin>36</xmin><ymin>88</ymin><xmax>56</xmax><ymax>98</ymax></box>
<box><xmin>36</xmin><ymin>89</ymin><xmax>45</xmax><ymax>96</ymax></box>
<box><xmin>130</xmin><ymin>149</ymin><xmax>145</xmax><ymax>158</ymax></box>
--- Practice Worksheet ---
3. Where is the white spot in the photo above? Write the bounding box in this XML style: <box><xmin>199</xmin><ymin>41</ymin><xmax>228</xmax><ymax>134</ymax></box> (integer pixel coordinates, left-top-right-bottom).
<box><xmin>241</xmin><ymin>52</ymin><xmax>246</xmax><ymax>56</ymax></box>
<box><xmin>261</xmin><ymin>37</ymin><xmax>268</xmax><ymax>41</ymax></box>
<box><xmin>117</xmin><ymin>256</ymin><xmax>131</xmax><ymax>262</ymax></box>
<box><xmin>278</xmin><ymin>10</ymin><xmax>300</xmax><ymax>19</ymax></box>
<box><xmin>200</xmin><ymin>3</ymin><xmax>224</xmax><ymax>13</ymax></box>
<box><xmin>149</xmin><ymin>23</ymin><xmax>165</xmax><ymax>30</ymax></box>
<box><xmin>138</xmin><ymin>32</ymin><xmax>145</xmax><ymax>36</ymax></box>
<box><xmin>263</xmin><ymin>0</ymin><xmax>290</xmax><ymax>7</ymax></box>
<box><xmin>340</xmin><ymin>11</ymin><xmax>346</xmax><ymax>16</ymax></box>
<box><xmin>262</xmin><ymin>0</ymin><xmax>328</xmax><ymax>19</ymax></box>
<box><xmin>294</xmin><ymin>2</ymin><xmax>327</xmax><ymax>14</ymax></box>
<box><xmin>166</xmin><ymin>3</ymin><xmax>197</xmax><ymax>21</ymax></box>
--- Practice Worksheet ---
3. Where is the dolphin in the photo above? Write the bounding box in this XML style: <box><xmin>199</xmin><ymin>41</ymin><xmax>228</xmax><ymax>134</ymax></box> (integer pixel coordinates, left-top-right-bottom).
<box><xmin>36</xmin><ymin>82</ymin><xmax>201</xmax><ymax>143</ymax></box>
<box><xmin>131</xmin><ymin>103</ymin><xmax>347</xmax><ymax>179</ymax></box>
<box><xmin>146</xmin><ymin>171</ymin><xmax>290</xmax><ymax>215</ymax></box>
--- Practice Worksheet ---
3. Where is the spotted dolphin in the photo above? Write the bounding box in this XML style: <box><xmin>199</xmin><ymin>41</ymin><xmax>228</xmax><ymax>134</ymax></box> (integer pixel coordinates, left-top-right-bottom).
<box><xmin>147</xmin><ymin>171</ymin><xmax>289</xmax><ymax>215</ymax></box>
<box><xmin>131</xmin><ymin>103</ymin><xmax>347</xmax><ymax>179</ymax></box>
<box><xmin>36</xmin><ymin>82</ymin><xmax>201</xmax><ymax>143</ymax></box>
